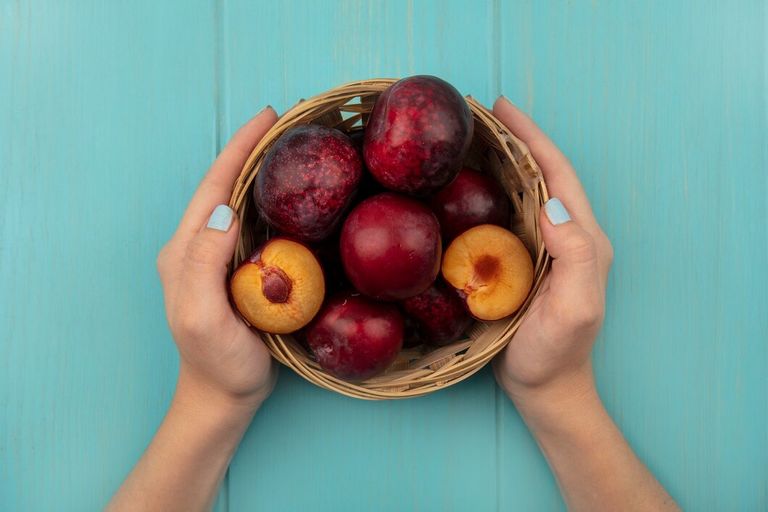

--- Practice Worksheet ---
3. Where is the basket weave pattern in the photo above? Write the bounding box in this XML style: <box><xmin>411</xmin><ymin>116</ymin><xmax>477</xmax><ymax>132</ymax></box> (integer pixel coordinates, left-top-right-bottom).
<box><xmin>229</xmin><ymin>79</ymin><xmax>550</xmax><ymax>399</ymax></box>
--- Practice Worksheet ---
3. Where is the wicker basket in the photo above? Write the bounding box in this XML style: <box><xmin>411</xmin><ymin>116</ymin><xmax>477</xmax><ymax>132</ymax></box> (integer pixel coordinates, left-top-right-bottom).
<box><xmin>229</xmin><ymin>78</ymin><xmax>550</xmax><ymax>400</ymax></box>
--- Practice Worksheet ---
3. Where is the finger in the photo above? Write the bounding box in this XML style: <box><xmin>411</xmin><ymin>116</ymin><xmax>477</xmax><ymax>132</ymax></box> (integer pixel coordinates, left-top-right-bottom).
<box><xmin>176</xmin><ymin>107</ymin><xmax>278</xmax><ymax>240</ymax></box>
<box><xmin>178</xmin><ymin>204</ymin><xmax>240</xmax><ymax>311</ymax></box>
<box><xmin>540</xmin><ymin>198</ymin><xmax>604</xmax><ymax>327</ymax></box>
<box><xmin>492</xmin><ymin>97</ymin><xmax>599</xmax><ymax>230</ymax></box>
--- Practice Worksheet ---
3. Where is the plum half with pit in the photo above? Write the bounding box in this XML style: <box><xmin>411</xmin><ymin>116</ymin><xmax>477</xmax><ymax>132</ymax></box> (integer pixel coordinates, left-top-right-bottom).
<box><xmin>442</xmin><ymin>225</ymin><xmax>533</xmax><ymax>321</ymax></box>
<box><xmin>254</xmin><ymin>124</ymin><xmax>362</xmax><ymax>242</ymax></box>
<box><xmin>230</xmin><ymin>238</ymin><xmax>325</xmax><ymax>334</ymax></box>
<box><xmin>363</xmin><ymin>75</ymin><xmax>474</xmax><ymax>195</ymax></box>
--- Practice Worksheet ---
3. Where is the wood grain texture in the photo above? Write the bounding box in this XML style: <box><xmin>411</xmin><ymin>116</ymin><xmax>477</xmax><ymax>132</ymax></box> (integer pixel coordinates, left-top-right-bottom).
<box><xmin>0</xmin><ymin>1</ymin><xmax>226</xmax><ymax>510</ymax></box>
<box><xmin>496</xmin><ymin>2</ymin><xmax>768</xmax><ymax>510</ymax></box>
<box><xmin>1</xmin><ymin>1</ymin><xmax>766</xmax><ymax>511</ymax></box>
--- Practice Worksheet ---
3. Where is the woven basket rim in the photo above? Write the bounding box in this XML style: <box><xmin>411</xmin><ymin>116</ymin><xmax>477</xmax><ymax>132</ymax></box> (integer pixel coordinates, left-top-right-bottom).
<box><xmin>228</xmin><ymin>78</ymin><xmax>551</xmax><ymax>400</ymax></box>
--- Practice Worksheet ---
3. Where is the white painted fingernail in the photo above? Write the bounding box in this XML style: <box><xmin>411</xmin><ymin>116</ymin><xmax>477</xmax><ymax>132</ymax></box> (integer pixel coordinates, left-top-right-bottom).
<box><xmin>207</xmin><ymin>205</ymin><xmax>234</xmax><ymax>232</ymax></box>
<box><xmin>544</xmin><ymin>198</ymin><xmax>571</xmax><ymax>226</ymax></box>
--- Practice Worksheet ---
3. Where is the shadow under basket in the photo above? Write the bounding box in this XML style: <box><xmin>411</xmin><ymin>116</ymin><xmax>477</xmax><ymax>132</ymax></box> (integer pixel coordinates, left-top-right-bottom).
<box><xmin>229</xmin><ymin>79</ymin><xmax>550</xmax><ymax>400</ymax></box>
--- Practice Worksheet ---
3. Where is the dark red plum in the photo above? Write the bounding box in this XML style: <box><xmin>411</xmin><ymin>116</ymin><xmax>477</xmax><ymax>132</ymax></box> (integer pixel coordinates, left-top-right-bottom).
<box><xmin>312</xmin><ymin>235</ymin><xmax>349</xmax><ymax>294</ymax></box>
<box><xmin>355</xmin><ymin>170</ymin><xmax>386</xmax><ymax>203</ymax></box>
<box><xmin>340</xmin><ymin>193</ymin><xmax>441</xmax><ymax>301</ymax></box>
<box><xmin>254</xmin><ymin>124</ymin><xmax>361</xmax><ymax>242</ymax></box>
<box><xmin>306</xmin><ymin>293</ymin><xmax>404</xmax><ymax>381</ymax></box>
<box><xmin>348</xmin><ymin>128</ymin><xmax>366</xmax><ymax>152</ymax></box>
<box><xmin>401</xmin><ymin>279</ymin><xmax>472</xmax><ymax>346</ymax></box>
<box><xmin>363</xmin><ymin>75</ymin><xmax>473</xmax><ymax>195</ymax></box>
<box><xmin>401</xmin><ymin>315</ymin><xmax>425</xmax><ymax>348</ymax></box>
<box><xmin>430</xmin><ymin>167</ymin><xmax>510</xmax><ymax>240</ymax></box>
<box><xmin>348</xmin><ymin>128</ymin><xmax>385</xmax><ymax>201</ymax></box>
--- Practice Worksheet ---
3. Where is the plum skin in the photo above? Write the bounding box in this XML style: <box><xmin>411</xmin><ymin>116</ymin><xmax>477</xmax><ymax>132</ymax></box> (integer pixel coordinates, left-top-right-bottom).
<box><xmin>340</xmin><ymin>192</ymin><xmax>442</xmax><ymax>301</ymax></box>
<box><xmin>254</xmin><ymin>124</ymin><xmax>362</xmax><ymax>242</ymax></box>
<box><xmin>401</xmin><ymin>279</ymin><xmax>473</xmax><ymax>346</ymax></box>
<box><xmin>429</xmin><ymin>167</ymin><xmax>510</xmax><ymax>241</ymax></box>
<box><xmin>363</xmin><ymin>75</ymin><xmax>474</xmax><ymax>196</ymax></box>
<box><xmin>306</xmin><ymin>293</ymin><xmax>404</xmax><ymax>381</ymax></box>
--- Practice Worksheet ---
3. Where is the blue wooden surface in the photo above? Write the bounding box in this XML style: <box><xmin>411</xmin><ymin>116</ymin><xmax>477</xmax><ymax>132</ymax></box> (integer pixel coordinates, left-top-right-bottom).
<box><xmin>1</xmin><ymin>1</ymin><xmax>766</xmax><ymax>511</ymax></box>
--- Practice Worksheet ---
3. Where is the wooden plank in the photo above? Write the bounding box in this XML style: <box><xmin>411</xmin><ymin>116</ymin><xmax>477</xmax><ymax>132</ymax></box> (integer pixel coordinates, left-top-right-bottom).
<box><xmin>1</xmin><ymin>1</ymin><xmax>765</xmax><ymax>511</ymax></box>
<box><xmin>0</xmin><ymin>1</ymin><xmax>222</xmax><ymax>510</ymax></box>
<box><xmin>222</xmin><ymin>1</ymin><xmax>501</xmax><ymax>510</ymax></box>
<box><xmin>497</xmin><ymin>1</ymin><xmax>767</xmax><ymax>510</ymax></box>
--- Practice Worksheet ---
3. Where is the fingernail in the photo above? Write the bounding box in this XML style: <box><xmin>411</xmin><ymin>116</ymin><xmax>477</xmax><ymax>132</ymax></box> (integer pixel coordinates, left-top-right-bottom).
<box><xmin>544</xmin><ymin>198</ymin><xmax>571</xmax><ymax>225</ymax></box>
<box><xmin>260</xmin><ymin>105</ymin><xmax>274</xmax><ymax>115</ymax></box>
<box><xmin>207</xmin><ymin>204</ymin><xmax>234</xmax><ymax>232</ymax></box>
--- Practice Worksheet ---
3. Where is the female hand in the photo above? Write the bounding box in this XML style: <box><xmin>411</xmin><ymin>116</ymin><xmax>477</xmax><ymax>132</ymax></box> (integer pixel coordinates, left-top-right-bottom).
<box><xmin>156</xmin><ymin>107</ymin><xmax>279</xmax><ymax>409</ymax></box>
<box><xmin>491</xmin><ymin>97</ymin><xmax>678</xmax><ymax>511</ymax></box>
<box><xmin>492</xmin><ymin>97</ymin><xmax>613</xmax><ymax>403</ymax></box>
<box><xmin>109</xmin><ymin>108</ymin><xmax>281</xmax><ymax>512</ymax></box>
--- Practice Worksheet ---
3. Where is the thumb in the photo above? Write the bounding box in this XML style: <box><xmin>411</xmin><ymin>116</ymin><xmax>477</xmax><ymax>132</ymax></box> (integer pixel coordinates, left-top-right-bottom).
<box><xmin>540</xmin><ymin>198</ymin><xmax>603</xmax><ymax>325</ymax></box>
<box><xmin>181</xmin><ymin>204</ymin><xmax>239</xmax><ymax>304</ymax></box>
